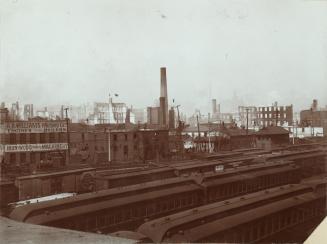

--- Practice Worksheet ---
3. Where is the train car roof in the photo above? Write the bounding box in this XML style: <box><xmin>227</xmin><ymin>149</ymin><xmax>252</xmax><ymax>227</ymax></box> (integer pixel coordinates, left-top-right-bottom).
<box><xmin>137</xmin><ymin>183</ymin><xmax>312</xmax><ymax>242</ymax></box>
<box><xmin>167</xmin><ymin>192</ymin><xmax>318</xmax><ymax>243</ymax></box>
<box><xmin>205</xmin><ymin>152</ymin><xmax>244</xmax><ymax>160</ymax></box>
<box><xmin>16</xmin><ymin>168</ymin><xmax>96</xmax><ymax>180</ymax></box>
<box><xmin>203</xmin><ymin>164</ymin><xmax>299</xmax><ymax>188</ymax></box>
<box><xmin>13</xmin><ymin>184</ymin><xmax>202</xmax><ymax>224</ymax></box>
<box><xmin>171</xmin><ymin>160</ymin><xmax>224</xmax><ymax>170</ymax></box>
<box><xmin>98</xmin><ymin>166</ymin><xmax>175</xmax><ymax>179</ymax></box>
<box><xmin>202</xmin><ymin>159</ymin><xmax>294</xmax><ymax>181</ymax></box>
<box><xmin>111</xmin><ymin>231</ymin><xmax>149</xmax><ymax>241</ymax></box>
<box><xmin>9</xmin><ymin>175</ymin><xmax>196</xmax><ymax>221</ymax></box>
<box><xmin>277</xmin><ymin>152</ymin><xmax>326</xmax><ymax>161</ymax></box>
<box><xmin>266</xmin><ymin>149</ymin><xmax>323</xmax><ymax>159</ymax></box>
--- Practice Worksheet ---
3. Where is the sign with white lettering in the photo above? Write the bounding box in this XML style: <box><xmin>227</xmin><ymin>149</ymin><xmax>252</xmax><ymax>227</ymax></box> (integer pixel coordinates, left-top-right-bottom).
<box><xmin>0</xmin><ymin>121</ymin><xmax>67</xmax><ymax>134</ymax></box>
<box><xmin>4</xmin><ymin>143</ymin><xmax>68</xmax><ymax>152</ymax></box>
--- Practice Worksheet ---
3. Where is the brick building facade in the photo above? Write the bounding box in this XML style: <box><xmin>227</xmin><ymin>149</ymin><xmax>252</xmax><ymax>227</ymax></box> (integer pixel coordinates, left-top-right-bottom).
<box><xmin>1</xmin><ymin>108</ymin><xmax>68</xmax><ymax>174</ymax></box>
<box><xmin>69</xmin><ymin>123</ymin><xmax>169</xmax><ymax>164</ymax></box>
<box><xmin>238</xmin><ymin>104</ymin><xmax>293</xmax><ymax>128</ymax></box>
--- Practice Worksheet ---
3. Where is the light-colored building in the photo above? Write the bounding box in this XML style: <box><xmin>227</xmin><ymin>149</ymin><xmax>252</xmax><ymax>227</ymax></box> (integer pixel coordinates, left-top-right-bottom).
<box><xmin>90</xmin><ymin>98</ymin><xmax>135</xmax><ymax>125</ymax></box>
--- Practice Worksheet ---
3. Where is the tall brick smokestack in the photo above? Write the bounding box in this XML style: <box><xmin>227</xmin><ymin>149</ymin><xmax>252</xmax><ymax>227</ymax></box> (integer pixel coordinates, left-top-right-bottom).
<box><xmin>159</xmin><ymin>97</ymin><xmax>166</xmax><ymax>127</ymax></box>
<box><xmin>160</xmin><ymin>67</ymin><xmax>169</xmax><ymax>127</ymax></box>
<box><xmin>212</xmin><ymin>99</ymin><xmax>217</xmax><ymax>115</ymax></box>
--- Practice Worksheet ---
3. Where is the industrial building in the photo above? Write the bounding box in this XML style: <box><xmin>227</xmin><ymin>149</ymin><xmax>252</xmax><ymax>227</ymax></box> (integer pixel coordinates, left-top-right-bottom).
<box><xmin>300</xmin><ymin>99</ymin><xmax>327</xmax><ymax>127</ymax></box>
<box><xmin>238</xmin><ymin>103</ymin><xmax>293</xmax><ymax>128</ymax></box>
<box><xmin>0</xmin><ymin>108</ymin><xmax>68</xmax><ymax>174</ymax></box>
<box><xmin>69</xmin><ymin>123</ymin><xmax>170</xmax><ymax>164</ymax></box>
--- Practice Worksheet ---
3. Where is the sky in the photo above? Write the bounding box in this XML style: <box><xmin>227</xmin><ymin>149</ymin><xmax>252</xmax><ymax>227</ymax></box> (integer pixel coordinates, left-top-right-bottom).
<box><xmin>1</xmin><ymin>0</ymin><xmax>327</xmax><ymax>114</ymax></box>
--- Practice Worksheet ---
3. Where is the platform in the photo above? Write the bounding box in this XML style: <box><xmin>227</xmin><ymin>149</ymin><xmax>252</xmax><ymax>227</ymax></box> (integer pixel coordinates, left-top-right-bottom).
<box><xmin>0</xmin><ymin>216</ymin><xmax>133</xmax><ymax>244</ymax></box>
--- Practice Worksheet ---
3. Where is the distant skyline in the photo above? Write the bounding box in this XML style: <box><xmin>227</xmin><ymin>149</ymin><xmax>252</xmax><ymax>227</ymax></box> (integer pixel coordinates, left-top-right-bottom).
<box><xmin>1</xmin><ymin>0</ymin><xmax>327</xmax><ymax>115</ymax></box>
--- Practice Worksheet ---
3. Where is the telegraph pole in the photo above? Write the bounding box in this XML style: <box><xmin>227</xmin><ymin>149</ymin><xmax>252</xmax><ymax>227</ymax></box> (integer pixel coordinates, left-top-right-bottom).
<box><xmin>64</xmin><ymin>107</ymin><xmax>70</xmax><ymax>165</ymax></box>
<box><xmin>246</xmin><ymin>107</ymin><xmax>249</xmax><ymax>135</ymax></box>
<box><xmin>175</xmin><ymin>105</ymin><xmax>183</xmax><ymax>159</ymax></box>
<box><xmin>196</xmin><ymin>114</ymin><xmax>200</xmax><ymax>152</ymax></box>
<box><xmin>108</xmin><ymin>94</ymin><xmax>111</xmax><ymax>164</ymax></box>
<box><xmin>208</xmin><ymin>113</ymin><xmax>212</xmax><ymax>153</ymax></box>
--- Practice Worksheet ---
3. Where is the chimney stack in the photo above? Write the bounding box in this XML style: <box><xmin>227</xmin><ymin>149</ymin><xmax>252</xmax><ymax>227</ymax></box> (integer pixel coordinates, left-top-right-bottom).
<box><xmin>160</xmin><ymin>67</ymin><xmax>169</xmax><ymax>127</ymax></box>
<box><xmin>212</xmin><ymin>99</ymin><xmax>217</xmax><ymax>115</ymax></box>
<box><xmin>159</xmin><ymin>97</ymin><xmax>166</xmax><ymax>127</ymax></box>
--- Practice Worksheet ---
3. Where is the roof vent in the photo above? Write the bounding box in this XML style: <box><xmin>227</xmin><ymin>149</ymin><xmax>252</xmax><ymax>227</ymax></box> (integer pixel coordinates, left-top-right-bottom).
<box><xmin>178</xmin><ymin>230</ymin><xmax>184</xmax><ymax>235</ymax></box>
<box><xmin>224</xmin><ymin>201</ymin><xmax>230</xmax><ymax>204</ymax></box>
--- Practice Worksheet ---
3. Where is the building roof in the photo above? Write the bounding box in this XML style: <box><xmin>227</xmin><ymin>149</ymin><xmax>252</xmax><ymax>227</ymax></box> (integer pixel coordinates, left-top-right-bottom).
<box><xmin>219</xmin><ymin>127</ymin><xmax>252</xmax><ymax>136</ymax></box>
<box><xmin>168</xmin><ymin>193</ymin><xmax>317</xmax><ymax>242</ymax></box>
<box><xmin>255</xmin><ymin>126</ymin><xmax>290</xmax><ymax>135</ymax></box>
<box><xmin>137</xmin><ymin>183</ymin><xmax>310</xmax><ymax>242</ymax></box>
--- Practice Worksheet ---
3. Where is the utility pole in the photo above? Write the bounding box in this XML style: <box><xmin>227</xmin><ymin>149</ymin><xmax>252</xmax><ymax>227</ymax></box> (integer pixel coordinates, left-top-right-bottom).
<box><xmin>245</xmin><ymin>107</ymin><xmax>249</xmax><ymax>135</ymax></box>
<box><xmin>108</xmin><ymin>94</ymin><xmax>111</xmax><ymax>164</ymax></box>
<box><xmin>64</xmin><ymin>107</ymin><xmax>70</xmax><ymax>165</ymax></box>
<box><xmin>292</xmin><ymin>120</ymin><xmax>295</xmax><ymax>145</ymax></box>
<box><xmin>175</xmin><ymin>105</ymin><xmax>183</xmax><ymax>159</ymax></box>
<box><xmin>208</xmin><ymin>113</ymin><xmax>212</xmax><ymax>153</ymax></box>
<box><xmin>107</xmin><ymin>128</ymin><xmax>111</xmax><ymax>164</ymax></box>
<box><xmin>196</xmin><ymin>114</ymin><xmax>200</xmax><ymax>152</ymax></box>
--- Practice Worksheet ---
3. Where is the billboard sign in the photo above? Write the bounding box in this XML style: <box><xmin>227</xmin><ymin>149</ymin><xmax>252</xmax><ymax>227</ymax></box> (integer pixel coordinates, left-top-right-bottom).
<box><xmin>4</xmin><ymin>143</ymin><xmax>68</xmax><ymax>152</ymax></box>
<box><xmin>0</xmin><ymin>121</ymin><xmax>67</xmax><ymax>134</ymax></box>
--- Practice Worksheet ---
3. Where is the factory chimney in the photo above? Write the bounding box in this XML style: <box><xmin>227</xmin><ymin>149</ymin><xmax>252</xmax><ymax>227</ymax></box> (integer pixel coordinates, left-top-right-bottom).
<box><xmin>159</xmin><ymin>97</ymin><xmax>166</xmax><ymax>127</ymax></box>
<box><xmin>212</xmin><ymin>99</ymin><xmax>217</xmax><ymax>115</ymax></box>
<box><xmin>160</xmin><ymin>67</ymin><xmax>169</xmax><ymax>127</ymax></box>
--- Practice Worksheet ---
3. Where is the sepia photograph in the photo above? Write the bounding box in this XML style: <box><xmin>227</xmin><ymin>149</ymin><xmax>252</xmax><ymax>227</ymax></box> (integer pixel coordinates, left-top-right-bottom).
<box><xmin>0</xmin><ymin>0</ymin><xmax>326</xmax><ymax>243</ymax></box>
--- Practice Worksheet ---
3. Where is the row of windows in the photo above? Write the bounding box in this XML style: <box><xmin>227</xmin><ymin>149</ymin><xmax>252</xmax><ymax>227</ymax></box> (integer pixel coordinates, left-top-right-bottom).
<box><xmin>204</xmin><ymin>200</ymin><xmax>324</xmax><ymax>243</ymax></box>
<box><xmin>6</xmin><ymin>152</ymin><xmax>64</xmax><ymax>164</ymax></box>
<box><xmin>207</xmin><ymin>171</ymin><xmax>298</xmax><ymax>202</ymax></box>
<box><xmin>112</xmin><ymin>133</ymin><xmax>138</xmax><ymax>141</ymax></box>
<box><xmin>7</xmin><ymin>133</ymin><xmax>66</xmax><ymax>144</ymax></box>
<box><xmin>258</xmin><ymin>106</ymin><xmax>288</xmax><ymax>112</ymax></box>
<box><xmin>57</xmin><ymin>193</ymin><xmax>199</xmax><ymax>232</ymax></box>
<box><xmin>257</xmin><ymin>113</ymin><xmax>286</xmax><ymax>119</ymax></box>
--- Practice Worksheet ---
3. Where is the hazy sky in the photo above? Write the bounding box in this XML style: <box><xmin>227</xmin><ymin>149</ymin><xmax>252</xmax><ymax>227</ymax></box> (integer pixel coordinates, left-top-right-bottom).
<box><xmin>1</xmin><ymin>0</ymin><xmax>326</xmax><ymax>114</ymax></box>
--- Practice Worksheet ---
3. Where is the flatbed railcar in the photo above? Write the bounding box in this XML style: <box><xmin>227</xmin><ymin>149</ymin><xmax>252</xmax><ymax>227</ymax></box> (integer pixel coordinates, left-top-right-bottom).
<box><xmin>132</xmin><ymin>178</ymin><xmax>326</xmax><ymax>243</ymax></box>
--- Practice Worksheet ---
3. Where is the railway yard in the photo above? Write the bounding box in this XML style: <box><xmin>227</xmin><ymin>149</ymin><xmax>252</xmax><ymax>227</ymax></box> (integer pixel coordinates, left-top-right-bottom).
<box><xmin>2</xmin><ymin>142</ymin><xmax>327</xmax><ymax>243</ymax></box>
